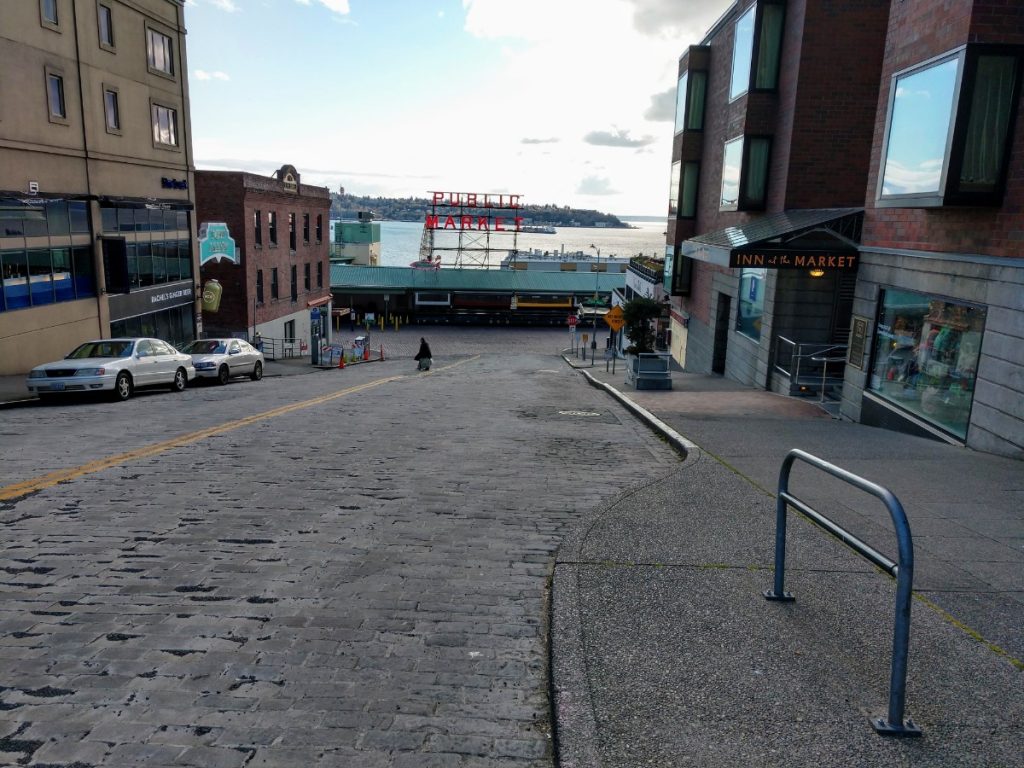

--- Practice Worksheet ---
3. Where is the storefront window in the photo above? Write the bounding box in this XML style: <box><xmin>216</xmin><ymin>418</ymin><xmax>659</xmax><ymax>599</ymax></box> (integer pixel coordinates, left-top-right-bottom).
<box><xmin>868</xmin><ymin>289</ymin><xmax>985</xmax><ymax>439</ymax></box>
<box><xmin>736</xmin><ymin>267</ymin><xmax>766</xmax><ymax>340</ymax></box>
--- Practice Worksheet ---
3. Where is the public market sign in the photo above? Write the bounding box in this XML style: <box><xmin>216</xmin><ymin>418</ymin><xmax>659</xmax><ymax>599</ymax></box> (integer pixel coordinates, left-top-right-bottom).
<box><xmin>198</xmin><ymin>222</ymin><xmax>238</xmax><ymax>265</ymax></box>
<box><xmin>729</xmin><ymin>249</ymin><xmax>858</xmax><ymax>271</ymax></box>
<box><xmin>425</xmin><ymin>190</ymin><xmax>525</xmax><ymax>232</ymax></box>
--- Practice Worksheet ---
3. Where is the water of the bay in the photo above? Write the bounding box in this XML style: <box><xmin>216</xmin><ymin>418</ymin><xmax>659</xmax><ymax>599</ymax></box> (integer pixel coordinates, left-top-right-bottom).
<box><xmin>377</xmin><ymin>220</ymin><xmax>666</xmax><ymax>267</ymax></box>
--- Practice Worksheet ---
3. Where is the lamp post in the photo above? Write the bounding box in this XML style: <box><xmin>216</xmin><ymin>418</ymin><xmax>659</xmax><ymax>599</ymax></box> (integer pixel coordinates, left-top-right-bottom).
<box><xmin>589</xmin><ymin>244</ymin><xmax>602</xmax><ymax>360</ymax></box>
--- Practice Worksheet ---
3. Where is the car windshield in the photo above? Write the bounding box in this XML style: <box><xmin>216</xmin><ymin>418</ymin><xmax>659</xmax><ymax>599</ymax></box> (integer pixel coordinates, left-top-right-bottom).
<box><xmin>66</xmin><ymin>341</ymin><xmax>133</xmax><ymax>359</ymax></box>
<box><xmin>182</xmin><ymin>340</ymin><xmax>227</xmax><ymax>354</ymax></box>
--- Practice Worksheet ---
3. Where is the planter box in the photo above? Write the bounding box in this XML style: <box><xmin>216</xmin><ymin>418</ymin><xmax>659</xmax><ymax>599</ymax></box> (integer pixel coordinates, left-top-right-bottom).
<box><xmin>625</xmin><ymin>353</ymin><xmax>672</xmax><ymax>390</ymax></box>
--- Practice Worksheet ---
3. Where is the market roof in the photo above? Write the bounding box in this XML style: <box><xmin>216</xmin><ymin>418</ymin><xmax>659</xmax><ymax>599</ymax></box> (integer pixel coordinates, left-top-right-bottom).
<box><xmin>681</xmin><ymin>208</ymin><xmax>863</xmax><ymax>267</ymax></box>
<box><xmin>330</xmin><ymin>264</ymin><xmax>625</xmax><ymax>293</ymax></box>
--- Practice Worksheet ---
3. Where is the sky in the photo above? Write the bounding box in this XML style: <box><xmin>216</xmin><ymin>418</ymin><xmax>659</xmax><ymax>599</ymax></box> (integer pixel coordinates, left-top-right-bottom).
<box><xmin>183</xmin><ymin>0</ymin><xmax>733</xmax><ymax>217</ymax></box>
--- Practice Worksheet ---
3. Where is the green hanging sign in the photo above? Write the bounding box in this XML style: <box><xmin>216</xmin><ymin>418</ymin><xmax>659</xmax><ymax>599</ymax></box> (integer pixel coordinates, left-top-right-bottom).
<box><xmin>198</xmin><ymin>222</ymin><xmax>238</xmax><ymax>265</ymax></box>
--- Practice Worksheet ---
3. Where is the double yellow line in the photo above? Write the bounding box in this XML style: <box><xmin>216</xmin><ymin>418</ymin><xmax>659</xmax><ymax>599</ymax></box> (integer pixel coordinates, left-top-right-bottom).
<box><xmin>1</xmin><ymin>358</ymin><xmax>476</xmax><ymax>502</ymax></box>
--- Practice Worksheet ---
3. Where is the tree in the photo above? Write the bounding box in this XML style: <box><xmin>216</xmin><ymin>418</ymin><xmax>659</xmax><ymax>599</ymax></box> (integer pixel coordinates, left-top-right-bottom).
<box><xmin>622</xmin><ymin>297</ymin><xmax>663</xmax><ymax>354</ymax></box>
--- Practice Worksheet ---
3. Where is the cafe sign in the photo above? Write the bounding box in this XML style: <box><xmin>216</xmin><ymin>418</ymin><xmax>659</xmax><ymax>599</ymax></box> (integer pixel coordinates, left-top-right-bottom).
<box><xmin>198</xmin><ymin>222</ymin><xmax>238</xmax><ymax>265</ymax></box>
<box><xmin>729</xmin><ymin>249</ymin><xmax>858</xmax><ymax>271</ymax></box>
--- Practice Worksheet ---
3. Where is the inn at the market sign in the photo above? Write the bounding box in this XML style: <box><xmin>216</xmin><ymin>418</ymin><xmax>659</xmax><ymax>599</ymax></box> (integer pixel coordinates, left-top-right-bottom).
<box><xmin>729</xmin><ymin>249</ymin><xmax>859</xmax><ymax>271</ymax></box>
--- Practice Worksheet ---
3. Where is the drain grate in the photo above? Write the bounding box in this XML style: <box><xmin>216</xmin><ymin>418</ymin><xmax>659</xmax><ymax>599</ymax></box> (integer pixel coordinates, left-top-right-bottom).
<box><xmin>558</xmin><ymin>410</ymin><xmax>602</xmax><ymax>417</ymax></box>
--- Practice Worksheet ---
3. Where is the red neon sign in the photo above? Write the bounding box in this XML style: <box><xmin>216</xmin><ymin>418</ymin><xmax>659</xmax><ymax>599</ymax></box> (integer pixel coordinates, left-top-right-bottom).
<box><xmin>430</xmin><ymin>191</ymin><xmax>522</xmax><ymax>209</ymax></box>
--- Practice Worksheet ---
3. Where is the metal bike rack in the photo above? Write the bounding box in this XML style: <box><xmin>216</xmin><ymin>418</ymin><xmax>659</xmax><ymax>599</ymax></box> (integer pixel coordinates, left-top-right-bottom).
<box><xmin>764</xmin><ymin>449</ymin><xmax>922</xmax><ymax>737</ymax></box>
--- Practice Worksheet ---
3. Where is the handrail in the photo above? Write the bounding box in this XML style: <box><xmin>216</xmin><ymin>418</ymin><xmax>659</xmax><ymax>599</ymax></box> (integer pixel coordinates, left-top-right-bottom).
<box><xmin>764</xmin><ymin>449</ymin><xmax>921</xmax><ymax>737</ymax></box>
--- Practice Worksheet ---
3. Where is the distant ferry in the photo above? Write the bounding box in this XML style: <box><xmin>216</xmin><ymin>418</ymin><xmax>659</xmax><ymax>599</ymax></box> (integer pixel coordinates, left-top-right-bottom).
<box><xmin>519</xmin><ymin>225</ymin><xmax>556</xmax><ymax>234</ymax></box>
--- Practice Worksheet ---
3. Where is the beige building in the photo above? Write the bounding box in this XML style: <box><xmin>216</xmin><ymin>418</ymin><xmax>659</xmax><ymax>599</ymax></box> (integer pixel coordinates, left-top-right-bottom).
<box><xmin>0</xmin><ymin>0</ymin><xmax>198</xmax><ymax>375</ymax></box>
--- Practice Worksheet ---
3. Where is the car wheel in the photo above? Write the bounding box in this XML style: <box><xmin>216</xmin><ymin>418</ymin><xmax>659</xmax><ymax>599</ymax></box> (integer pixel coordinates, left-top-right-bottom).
<box><xmin>171</xmin><ymin>367</ymin><xmax>188</xmax><ymax>392</ymax></box>
<box><xmin>250</xmin><ymin>361</ymin><xmax>263</xmax><ymax>381</ymax></box>
<box><xmin>113</xmin><ymin>371</ymin><xmax>133</xmax><ymax>401</ymax></box>
<box><xmin>217</xmin><ymin>365</ymin><xmax>230</xmax><ymax>386</ymax></box>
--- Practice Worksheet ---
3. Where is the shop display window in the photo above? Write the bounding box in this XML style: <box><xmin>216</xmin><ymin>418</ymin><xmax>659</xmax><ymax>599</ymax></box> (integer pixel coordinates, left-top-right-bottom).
<box><xmin>868</xmin><ymin>289</ymin><xmax>985</xmax><ymax>439</ymax></box>
<box><xmin>736</xmin><ymin>267</ymin><xmax>766</xmax><ymax>341</ymax></box>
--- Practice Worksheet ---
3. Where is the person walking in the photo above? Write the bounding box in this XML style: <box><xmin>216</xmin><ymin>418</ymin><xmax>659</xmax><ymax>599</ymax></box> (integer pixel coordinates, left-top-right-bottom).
<box><xmin>414</xmin><ymin>337</ymin><xmax>432</xmax><ymax>371</ymax></box>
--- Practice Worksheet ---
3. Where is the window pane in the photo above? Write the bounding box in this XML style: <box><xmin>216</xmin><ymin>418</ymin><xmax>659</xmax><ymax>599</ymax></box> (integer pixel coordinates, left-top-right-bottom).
<box><xmin>72</xmin><ymin>245</ymin><xmax>95</xmax><ymax>298</ymax></box>
<box><xmin>99</xmin><ymin>5</ymin><xmax>113</xmax><ymax>45</ymax></box>
<box><xmin>730</xmin><ymin>5</ymin><xmax>755</xmax><ymax>99</ymax></box>
<box><xmin>668</xmin><ymin>161</ymin><xmax>680</xmax><ymax>217</ymax></box>
<box><xmin>42</xmin><ymin>0</ymin><xmax>58</xmax><ymax>23</ymax></box>
<box><xmin>754</xmin><ymin>3</ymin><xmax>784</xmax><ymax>89</ymax></box>
<box><xmin>745</xmin><ymin>137</ymin><xmax>770</xmax><ymax>207</ymax></box>
<box><xmin>681</xmin><ymin>162</ymin><xmax>699</xmax><ymax>218</ymax></box>
<box><xmin>2</xmin><ymin>251</ymin><xmax>30</xmax><ymax>310</ymax></box>
<box><xmin>868</xmin><ymin>290</ymin><xmax>985</xmax><ymax>439</ymax></box>
<box><xmin>70</xmin><ymin>201</ymin><xmax>90</xmax><ymax>233</ymax></box>
<box><xmin>674</xmin><ymin>72</ymin><xmax>688</xmax><ymax>135</ymax></box>
<box><xmin>737</xmin><ymin>267</ymin><xmax>766</xmax><ymax>341</ymax></box>
<box><xmin>117</xmin><ymin>207</ymin><xmax>134</xmax><ymax>233</ymax></box>
<box><xmin>881</xmin><ymin>58</ymin><xmax>959</xmax><ymax>196</ymax></box>
<box><xmin>105</xmin><ymin>90</ymin><xmax>119</xmax><ymax>130</ymax></box>
<box><xmin>28</xmin><ymin>248</ymin><xmax>54</xmax><ymax>306</ymax></box>
<box><xmin>45</xmin><ymin>201</ymin><xmax>70</xmax><ymax>236</ymax></box>
<box><xmin>687</xmin><ymin>71</ymin><xmax>707</xmax><ymax>130</ymax></box>
<box><xmin>137</xmin><ymin>241</ymin><xmax>153</xmax><ymax>286</ymax></box>
<box><xmin>959</xmin><ymin>55</ymin><xmax>1017</xmax><ymax>192</ymax></box>
<box><xmin>720</xmin><ymin>137</ymin><xmax>743</xmax><ymax>209</ymax></box>
<box><xmin>48</xmin><ymin>74</ymin><xmax>66</xmax><ymax>118</ymax></box>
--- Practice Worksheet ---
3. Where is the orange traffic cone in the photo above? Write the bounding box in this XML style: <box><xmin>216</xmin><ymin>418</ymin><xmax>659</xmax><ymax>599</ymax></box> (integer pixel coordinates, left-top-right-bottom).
<box><xmin>363</xmin><ymin>345</ymin><xmax>369</xmax><ymax>361</ymax></box>
<box><xmin>338</xmin><ymin>354</ymin><xmax>345</xmax><ymax>369</ymax></box>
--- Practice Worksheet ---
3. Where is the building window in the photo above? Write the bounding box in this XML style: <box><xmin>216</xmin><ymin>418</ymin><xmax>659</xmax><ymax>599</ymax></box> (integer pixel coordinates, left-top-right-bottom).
<box><xmin>668</xmin><ymin>161</ymin><xmax>680</xmax><ymax>217</ymax></box>
<box><xmin>674</xmin><ymin>70</ymin><xmax>707</xmax><ymax>134</ymax></box>
<box><xmin>878</xmin><ymin>45</ymin><xmax>1023</xmax><ymax>208</ymax></box>
<box><xmin>729</xmin><ymin>2</ymin><xmax>785</xmax><ymax>101</ymax></box>
<box><xmin>680</xmin><ymin>162</ymin><xmax>700</xmax><ymax>218</ymax></box>
<box><xmin>665</xmin><ymin>246</ymin><xmax>693</xmax><ymax>297</ymax></box>
<box><xmin>268</xmin><ymin>211</ymin><xmax>277</xmax><ymax>245</ymax></box>
<box><xmin>290</xmin><ymin>265</ymin><xmax>297</xmax><ymax>301</ymax></box>
<box><xmin>40</xmin><ymin>0</ymin><xmax>59</xmax><ymax>28</ymax></box>
<box><xmin>46</xmin><ymin>70</ymin><xmax>67</xmax><ymax>122</ymax></box>
<box><xmin>151</xmin><ymin>103</ymin><xmax>178</xmax><ymax>146</ymax></box>
<box><xmin>256</xmin><ymin>269</ymin><xmax>264</xmax><ymax>304</ymax></box>
<box><xmin>303</xmin><ymin>213</ymin><xmax>310</xmax><ymax>244</ymax></box>
<box><xmin>98</xmin><ymin>3</ymin><xmax>114</xmax><ymax>49</ymax></box>
<box><xmin>254</xmin><ymin>209</ymin><xmax>262</xmax><ymax>246</ymax></box>
<box><xmin>270</xmin><ymin>267</ymin><xmax>279</xmax><ymax>299</ymax></box>
<box><xmin>316</xmin><ymin>214</ymin><xmax>323</xmax><ymax>243</ymax></box>
<box><xmin>289</xmin><ymin>213</ymin><xmax>296</xmax><ymax>251</ymax></box>
<box><xmin>103</xmin><ymin>88</ymin><xmax>120</xmax><ymax>133</ymax></box>
<box><xmin>316</xmin><ymin>261</ymin><xmax>323</xmax><ymax>288</ymax></box>
<box><xmin>867</xmin><ymin>290</ymin><xmax>986</xmax><ymax>440</ymax></box>
<box><xmin>146</xmin><ymin>27</ymin><xmax>174</xmax><ymax>76</ymax></box>
<box><xmin>284</xmin><ymin>319</ymin><xmax>295</xmax><ymax>340</ymax></box>
<box><xmin>720</xmin><ymin>135</ymin><xmax>771</xmax><ymax>211</ymax></box>
<box><xmin>304</xmin><ymin>262</ymin><xmax>311</xmax><ymax>291</ymax></box>
<box><xmin>736</xmin><ymin>268</ymin><xmax>767</xmax><ymax>341</ymax></box>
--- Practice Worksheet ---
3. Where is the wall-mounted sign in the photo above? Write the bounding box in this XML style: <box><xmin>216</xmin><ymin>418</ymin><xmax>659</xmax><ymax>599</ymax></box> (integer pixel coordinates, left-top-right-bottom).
<box><xmin>108</xmin><ymin>280</ymin><xmax>194</xmax><ymax>321</ymax></box>
<box><xmin>161</xmin><ymin>177</ymin><xmax>188</xmax><ymax>190</ymax></box>
<box><xmin>729</xmin><ymin>249</ymin><xmax>859</xmax><ymax>271</ymax></box>
<box><xmin>201</xmin><ymin>279</ymin><xmax>223</xmax><ymax>313</ymax></box>
<box><xmin>198</xmin><ymin>222</ymin><xmax>238</xmax><ymax>265</ymax></box>
<box><xmin>848</xmin><ymin>315</ymin><xmax>869</xmax><ymax>370</ymax></box>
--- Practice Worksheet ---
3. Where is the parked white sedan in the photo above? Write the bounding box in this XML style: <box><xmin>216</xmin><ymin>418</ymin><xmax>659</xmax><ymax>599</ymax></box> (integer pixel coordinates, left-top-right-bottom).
<box><xmin>26</xmin><ymin>338</ymin><xmax>195</xmax><ymax>402</ymax></box>
<box><xmin>180</xmin><ymin>338</ymin><xmax>264</xmax><ymax>385</ymax></box>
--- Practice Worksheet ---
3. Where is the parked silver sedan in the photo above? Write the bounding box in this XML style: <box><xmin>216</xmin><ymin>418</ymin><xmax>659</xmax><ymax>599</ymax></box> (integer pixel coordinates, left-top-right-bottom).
<box><xmin>180</xmin><ymin>338</ymin><xmax>264</xmax><ymax>385</ymax></box>
<box><xmin>26</xmin><ymin>338</ymin><xmax>195</xmax><ymax>402</ymax></box>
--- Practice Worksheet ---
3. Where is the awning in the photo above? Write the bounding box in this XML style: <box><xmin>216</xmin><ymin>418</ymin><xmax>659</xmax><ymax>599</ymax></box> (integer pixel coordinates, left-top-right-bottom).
<box><xmin>307</xmin><ymin>295</ymin><xmax>332</xmax><ymax>308</ymax></box>
<box><xmin>681</xmin><ymin>208</ymin><xmax>863</xmax><ymax>269</ymax></box>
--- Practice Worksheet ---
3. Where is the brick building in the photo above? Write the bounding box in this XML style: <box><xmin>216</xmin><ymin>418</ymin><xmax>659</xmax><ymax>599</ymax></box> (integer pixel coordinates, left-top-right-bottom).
<box><xmin>663</xmin><ymin>0</ymin><xmax>1024</xmax><ymax>457</ymax></box>
<box><xmin>0</xmin><ymin>0</ymin><xmax>198</xmax><ymax>375</ymax></box>
<box><xmin>194</xmin><ymin>165</ymin><xmax>332</xmax><ymax>357</ymax></box>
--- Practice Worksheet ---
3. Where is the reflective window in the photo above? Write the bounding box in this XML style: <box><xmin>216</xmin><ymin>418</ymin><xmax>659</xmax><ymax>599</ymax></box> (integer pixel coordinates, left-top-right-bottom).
<box><xmin>720</xmin><ymin>138</ymin><xmax>743</xmax><ymax>210</ymax></box>
<box><xmin>680</xmin><ymin>162</ymin><xmax>699</xmax><ymax>218</ymax></box>
<box><xmin>151</xmin><ymin>103</ymin><xmax>178</xmax><ymax>146</ymax></box>
<box><xmin>880</xmin><ymin>58</ymin><xmax>959</xmax><ymax>196</ymax></box>
<box><xmin>720</xmin><ymin>136</ymin><xmax>770</xmax><ymax>211</ymax></box>
<box><xmin>686</xmin><ymin>71</ymin><xmax>707</xmax><ymax>130</ymax></box>
<box><xmin>268</xmin><ymin>211</ymin><xmax>278</xmax><ymax>245</ymax></box>
<box><xmin>736</xmin><ymin>268</ymin><xmax>767</xmax><ymax>340</ymax></box>
<box><xmin>868</xmin><ymin>290</ymin><xmax>985</xmax><ymax>439</ymax></box>
<box><xmin>41</xmin><ymin>0</ymin><xmax>58</xmax><ymax>25</ymax></box>
<box><xmin>98</xmin><ymin>4</ymin><xmax>114</xmax><ymax>47</ymax></box>
<box><xmin>147</xmin><ymin>28</ymin><xmax>174</xmax><ymax>75</ymax></box>
<box><xmin>668</xmin><ymin>162</ymin><xmax>681</xmax><ymax>217</ymax></box>
<box><xmin>674</xmin><ymin>72</ymin><xmax>689</xmax><ymax>135</ymax></box>
<box><xmin>754</xmin><ymin>3</ymin><xmax>784</xmax><ymax>89</ymax></box>
<box><xmin>104</xmin><ymin>89</ymin><xmax>120</xmax><ymax>131</ymax></box>
<box><xmin>47</xmin><ymin>73</ymin><xmax>66</xmax><ymax>119</ymax></box>
<box><xmin>958</xmin><ymin>54</ymin><xmax>1017</xmax><ymax>193</ymax></box>
<box><xmin>729</xmin><ymin>5</ymin><xmax>755</xmax><ymax>100</ymax></box>
<box><xmin>254</xmin><ymin>209</ymin><xmax>262</xmax><ymax>245</ymax></box>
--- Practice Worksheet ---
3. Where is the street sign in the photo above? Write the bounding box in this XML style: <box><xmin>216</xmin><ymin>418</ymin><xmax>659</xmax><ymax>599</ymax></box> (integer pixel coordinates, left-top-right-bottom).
<box><xmin>567</xmin><ymin>315</ymin><xmax>578</xmax><ymax>327</ymax></box>
<box><xmin>604</xmin><ymin>305</ymin><xmax>625</xmax><ymax>332</ymax></box>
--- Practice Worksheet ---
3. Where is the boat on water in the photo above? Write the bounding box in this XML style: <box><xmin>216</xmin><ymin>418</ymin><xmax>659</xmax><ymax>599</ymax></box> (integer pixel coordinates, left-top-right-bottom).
<box><xmin>520</xmin><ymin>225</ymin><xmax>556</xmax><ymax>234</ymax></box>
<box><xmin>500</xmin><ymin>248</ymin><xmax>631</xmax><ymax>273</ymax></box>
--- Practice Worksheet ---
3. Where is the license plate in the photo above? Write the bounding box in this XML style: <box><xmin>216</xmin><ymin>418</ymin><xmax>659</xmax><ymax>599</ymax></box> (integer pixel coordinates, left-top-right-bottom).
<box><xmin>48</xmin><ymin>382</ymin><xmax>65</xmax><ymax>391</ymax></box>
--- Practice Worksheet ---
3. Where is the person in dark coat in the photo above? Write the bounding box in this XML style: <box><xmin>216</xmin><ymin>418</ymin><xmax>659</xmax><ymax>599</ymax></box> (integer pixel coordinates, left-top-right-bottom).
<box><xmin>414</xmin><ymin>337</ymin><xmax>432</xmax><ymax>370</ymax></box>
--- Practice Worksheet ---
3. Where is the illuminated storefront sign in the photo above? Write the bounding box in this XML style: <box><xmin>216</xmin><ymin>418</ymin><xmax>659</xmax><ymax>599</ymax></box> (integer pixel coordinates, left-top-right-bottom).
<box><xmin>729</xmin><ymin>250</ymin><xmax>859</xmax><ymax>270</ymax></box>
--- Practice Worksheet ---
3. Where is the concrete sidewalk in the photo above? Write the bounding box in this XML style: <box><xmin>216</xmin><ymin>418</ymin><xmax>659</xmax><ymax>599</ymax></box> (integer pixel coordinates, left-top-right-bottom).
<box><xmin>553</xmin><ymin>357</ymin><xmax>1023</xmax><ymax>766</ymax></box>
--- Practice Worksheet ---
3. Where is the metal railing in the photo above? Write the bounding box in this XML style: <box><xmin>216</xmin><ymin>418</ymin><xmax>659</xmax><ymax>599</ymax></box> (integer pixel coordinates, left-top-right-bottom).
<box><xmin>255</xmin><ymin>336</ymin><xmax>301</xmax><ymax>361</ymax></box>
<box><xmin>764</xmin><ymin>449</ymin><xmax>921</xmax><ymax>737</ymax></box>
<box><xmin>774</xmin><ymin>336</ymin><xmax>847</xmax><ymax>397</ymax></box>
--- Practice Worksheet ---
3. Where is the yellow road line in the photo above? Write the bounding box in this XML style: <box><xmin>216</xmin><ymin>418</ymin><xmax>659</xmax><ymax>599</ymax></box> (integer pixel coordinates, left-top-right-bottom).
<box><xmin>1</xmin><ymin>356</ymin><xmax>477</xmax><ymax>502</ymax></box>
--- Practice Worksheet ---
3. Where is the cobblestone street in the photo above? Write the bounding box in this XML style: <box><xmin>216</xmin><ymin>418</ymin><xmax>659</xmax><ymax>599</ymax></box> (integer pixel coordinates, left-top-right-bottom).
<box><xmin>0</xmin><ymin>331</ymin><xmax>677</xmax><ymax>767</ymax></box>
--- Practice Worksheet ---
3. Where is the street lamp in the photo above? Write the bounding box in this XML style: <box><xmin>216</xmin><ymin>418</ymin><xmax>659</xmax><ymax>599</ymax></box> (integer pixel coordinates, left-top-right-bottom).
<box><xmin>589</xmin><ymin>244</ymin><xmax>601</xmax><ymax>362</ymax></box>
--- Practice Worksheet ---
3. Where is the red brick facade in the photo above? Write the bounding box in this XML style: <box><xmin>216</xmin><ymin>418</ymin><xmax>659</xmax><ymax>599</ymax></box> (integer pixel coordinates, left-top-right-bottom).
<box><xmin>195</xmin><ymin>168</ymin><xmax>330</xmax><ymax>336</ymax></box>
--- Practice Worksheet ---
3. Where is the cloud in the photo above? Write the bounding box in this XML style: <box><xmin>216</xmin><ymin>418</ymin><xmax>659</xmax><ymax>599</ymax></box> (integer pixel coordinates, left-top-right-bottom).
<box><xmin>294</xmin><ymin>0</ymin><xmax>350</xmax><ymax>13</ymax></box>
<box><xmin>194</xmin><ymin>70</ymin><xmax>230</xmax><ymax>81</ymax></box>
<box><xmin>209</xmin><ymin>0</ymin><xmax>238</xmax><ymax>11</ymax></box>
<box><xmin>583</xmin><ymin>129</ymin><xmax>656</xmax><ymax>148</ymax></box>
<box><xmin>644</xmin><ymin>87</ymin><xmax>676</xmax><ymax>121</ymax></box>
<box><xmin>577</xmin><ymin>176</ymin><xmax>618</xmax><ymax>195</ymax></box>
<box><xmin>521</xmin><ymin>137</ymin><xmax>560</xmax><ymax>145</ymax></box>
<box><xmin>626</xmin><ymin>0</ymin><xmax>726</xmax><ymax>38</ymax></box>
